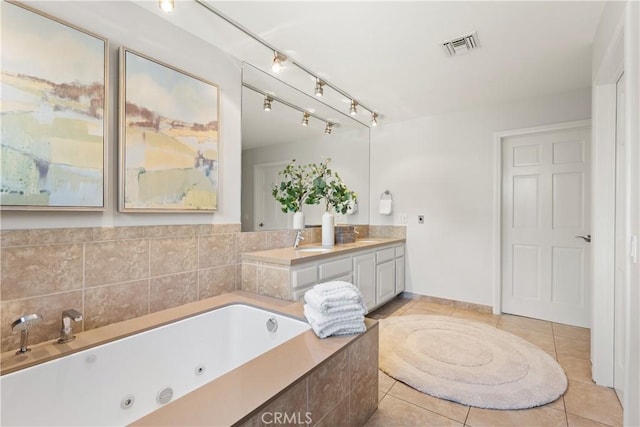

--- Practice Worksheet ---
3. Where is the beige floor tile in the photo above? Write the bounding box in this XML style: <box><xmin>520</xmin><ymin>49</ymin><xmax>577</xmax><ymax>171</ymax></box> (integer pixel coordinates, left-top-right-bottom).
<box><xmin>497</xmin><ymin>323</ymin><xmax>557</xmax><ymax>353</ymax></box>
<box><xmin>553</xmin><ymin>323</ymin><xmax>590</xmax><ymax>341</ymax></box>
<box><xmin>555</xmin><ymin>335</ymin><xmax>591</xmax><ymax>360</ymax></box>
<box><xmin>465</xmin><ymin>406</ymin><xmax>566</xmax><ymax>427</ymax></box>
<box><xmin>547</xmin><ymin>395</ymin><xmax>565</xmax><ymax>412</ymax></box>
<box><xmin>567</xmin><ymin>413</ymin><xmax>613</xmax><ymax>427</ymax></box>
<box><xmin>564</xmin><ymin>380</ymin><xmax>622</xmax><ymax>426</ymax></box>
<box><xmin>411</xmin><ymin>300</ymin><xmax>456</xmax><ymax>315</ymax></box>
<box><xmin>498</xmin><ymin>314</ymin><xmax>553</xmax><ymax>335</ymax></box>
<box><xmin>378</xmin><ymin>370</ymin><xmax>396</xmax><ymax>394</ymax></box>
<box><xmin>378</xmin><ymin>391</ymin><xmax>385</xmax><ymax>403</ymax></box>
<box><xmin>450</xmin><ymin>308</ymin><xmax>500</xmax><ymax>326</ymax></box>
<box><xmin>387</xmin><ymin>381</ymin><xmax>470</xmax><ymax>423</ymax></box>
<box><xmin>401</xmin><ymin>306</ymin><xmax>450</xmax><ymax>317</ymax></box>
<box><xmin>558</xmin><ymin>354</ymin><xmax>593</xmax><ymax>384</ymax></box>
<box><xmin>364</xmin><ymin>395</ymin><xmax>463</xmax><ymax>427</ymax></box>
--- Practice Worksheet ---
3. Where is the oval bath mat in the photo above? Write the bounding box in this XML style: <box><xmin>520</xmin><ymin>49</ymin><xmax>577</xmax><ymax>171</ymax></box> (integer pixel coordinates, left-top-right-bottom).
<box><xmin>380</xmin><ymin>315</ymin><xmax>567</xmax><ymax>409</ymax></box>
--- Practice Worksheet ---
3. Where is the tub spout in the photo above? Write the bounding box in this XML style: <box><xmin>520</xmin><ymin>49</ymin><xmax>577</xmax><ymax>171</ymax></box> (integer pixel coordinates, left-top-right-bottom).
<box><xmin>57</xmin><ymin>309</ymin><xmax>82</xmax><ymax>344</ymax></box>
<box><xmin>11</xmin><ymin>313</ymin><xmax>44</xmax><ymax>355</ymax></box>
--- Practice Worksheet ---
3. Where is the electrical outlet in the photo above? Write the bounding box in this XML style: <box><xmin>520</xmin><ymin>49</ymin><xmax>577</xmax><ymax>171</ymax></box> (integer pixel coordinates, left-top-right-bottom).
<box><xmin>399</xmin><ymin>213</ymin><xmax>408</xmax><ymax>224</ymax></box>
<box><xmin>418</xmin><ymin>215</ymin><xmax>425</xmax><ymax>224</ymax></box>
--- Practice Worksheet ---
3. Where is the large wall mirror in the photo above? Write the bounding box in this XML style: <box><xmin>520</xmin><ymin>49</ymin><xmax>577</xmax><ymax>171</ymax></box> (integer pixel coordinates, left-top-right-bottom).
<box><xmin>241</xmin><ymin>63</ymin><xmax>370</xmax><ymax>232</ymax></box>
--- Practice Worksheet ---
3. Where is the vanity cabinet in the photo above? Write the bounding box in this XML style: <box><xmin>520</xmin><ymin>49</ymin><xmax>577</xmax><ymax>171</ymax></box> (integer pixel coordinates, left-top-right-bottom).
<box><xmin>353</xmin><ymin>252</ymin><xmax>376</xmax><ymax>308</ymax></box>
<box><xmin>241</xmin><ymin>240</ymin><xmax>406</xmax><ymax>311</ymax></box>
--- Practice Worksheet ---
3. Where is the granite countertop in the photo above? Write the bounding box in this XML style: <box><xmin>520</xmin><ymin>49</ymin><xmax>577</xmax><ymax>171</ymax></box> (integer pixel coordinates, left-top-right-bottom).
<box><xmin>241</xmin><ymin>237</ymin><xmax>406</xmax><ymax>266</ymax></box>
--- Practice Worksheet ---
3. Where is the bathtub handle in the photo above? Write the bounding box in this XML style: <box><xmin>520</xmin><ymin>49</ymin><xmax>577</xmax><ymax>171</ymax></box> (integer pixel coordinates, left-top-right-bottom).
<box><xmin>266</xmin><ymin>317</ymin><xmax>278</xmax><ymax>333</ymax></box>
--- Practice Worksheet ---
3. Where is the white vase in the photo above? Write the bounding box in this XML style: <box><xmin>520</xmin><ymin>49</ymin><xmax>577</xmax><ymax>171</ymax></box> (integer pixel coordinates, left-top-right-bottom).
<box><xmin>322</xmin><ymin>212</ymin><xmax>335</xmax><ymax>247</ymax></box>
<box><xmin>293</xmin><ymin>211</ymin><xmax>305</xmax><ymax>230</ymax></box>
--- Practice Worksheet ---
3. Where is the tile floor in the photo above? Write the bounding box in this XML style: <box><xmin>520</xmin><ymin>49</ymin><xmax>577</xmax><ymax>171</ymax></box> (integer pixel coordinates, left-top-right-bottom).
<box><xmin>364</xmin><ymin>296</ymin><xmax>623</xmax><ymax>427</ymax></box>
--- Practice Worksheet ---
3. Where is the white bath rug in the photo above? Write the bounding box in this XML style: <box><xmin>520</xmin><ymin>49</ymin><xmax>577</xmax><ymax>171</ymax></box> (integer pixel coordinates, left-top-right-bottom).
<box><xmin>379</xmin><ymin>315</ymin><xmax>567</xmax><ymax>410</ymax></box>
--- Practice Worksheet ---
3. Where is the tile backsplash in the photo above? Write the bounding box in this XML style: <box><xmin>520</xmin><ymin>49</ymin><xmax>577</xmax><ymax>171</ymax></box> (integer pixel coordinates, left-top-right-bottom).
<box><xmin>0</xmin><ymin>223</ymin><xmax>404</xmax><ymax>352</ymax></box>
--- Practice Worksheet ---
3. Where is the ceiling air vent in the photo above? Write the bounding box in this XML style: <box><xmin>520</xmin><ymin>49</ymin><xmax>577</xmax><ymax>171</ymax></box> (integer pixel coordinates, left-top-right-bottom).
<box><xmin>442</xmin><ymin>32</ymin><xmax>479</xmax><ymax>56</ymax></box>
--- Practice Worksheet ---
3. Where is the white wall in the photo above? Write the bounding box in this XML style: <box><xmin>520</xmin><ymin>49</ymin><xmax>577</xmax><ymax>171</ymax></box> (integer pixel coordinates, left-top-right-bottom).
<box><xmin>370</xmin><ymin>89</ymin><xmax>591</xmax><ymax>306</ymax></box>
<box><xmin>242</xmin><ymin>127</ymin><xmax>370</xmax><ymax>230</ymax></box>
<box><xmin>0</xmin><ymin>1</ymin><xmax>242</xmax><ymax>230</ymax></box>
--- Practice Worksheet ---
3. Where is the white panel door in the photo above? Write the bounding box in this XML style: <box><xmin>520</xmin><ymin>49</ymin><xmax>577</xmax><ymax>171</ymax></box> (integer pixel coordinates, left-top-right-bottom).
<box><xmin>502</xmin><ymin>125</ymin><xmax>591</xmax><ymax>327</ymax></box>
<box><xmin>254</xmin><ymin>162</ymin><xmax>289</xmax><ymax>231</ymax></box>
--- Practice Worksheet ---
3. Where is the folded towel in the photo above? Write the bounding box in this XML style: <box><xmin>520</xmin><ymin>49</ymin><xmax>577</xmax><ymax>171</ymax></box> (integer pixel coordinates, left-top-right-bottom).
<box><xmin>304</xmin><ymin>289</ymin><xmax>367</xmax><ymax>315</ymax></box>
<box><xmin>304</xmin><ymin>305</ymin><xmax>366</xmax><ymax>338</ymax></box>
<box><xmin>313</xmin><ymin>281</ymin><xmax>361</xmax><ymax>297</ymax></box>
<box><xmin>379</xmin><ymin>199</ymin><xmax>393</xmax><ymax>215</ymax></box>
<box><xmin>309</xmin><ymin>320</ymin><xmax>366</xmax><ymax>339</ymax></box>
<box><xmin>304</xmin><ymin>304</ymin><xmax>364</xmax><ymax>330</ymax></box>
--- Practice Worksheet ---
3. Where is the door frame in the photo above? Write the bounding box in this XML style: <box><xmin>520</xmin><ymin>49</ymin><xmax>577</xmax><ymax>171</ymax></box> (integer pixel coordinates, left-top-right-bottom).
<box><xmin>253</xmin><ymin>160</ymin><xmax>288</xmax><ymax>231</ymax></box>
<box><xmin>492</xmin><ymin>119</ymin><xmax>592</xmax><ymax>315</ymax></box>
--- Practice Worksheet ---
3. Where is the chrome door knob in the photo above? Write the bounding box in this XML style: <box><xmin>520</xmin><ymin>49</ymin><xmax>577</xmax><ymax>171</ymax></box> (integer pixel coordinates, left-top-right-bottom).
<box><xmin>575</xmin><ymin>235</ymin><xmax>591</xmax><ymax>243</ymax></box>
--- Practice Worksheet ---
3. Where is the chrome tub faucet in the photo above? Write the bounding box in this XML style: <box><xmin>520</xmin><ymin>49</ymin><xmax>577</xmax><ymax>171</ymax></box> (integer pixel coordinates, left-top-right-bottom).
<box><xmin>57</xmin><ymin>309</ymin><xmax>82</xmax><ymax>344</ymax></box>
<box><xmin>11</xmin><ymin>313</ymin><xmax>44</xmax><ymax>355</ymax></box>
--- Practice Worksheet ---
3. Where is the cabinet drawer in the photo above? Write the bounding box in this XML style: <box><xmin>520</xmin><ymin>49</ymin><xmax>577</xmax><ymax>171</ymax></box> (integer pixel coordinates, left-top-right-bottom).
<box><xmin>376</xmin><ymin>247</ymin><xmax>395</xmax><ymax>264</ymax></box>
<box><xmin>293</xmin><ymin>285</ymin><xmax>314</xmax><ymax>301</ymax></box>
<box><xmin>319</xmin><ymin>257</ymin><xmax>352</xmax><ymax>280</ymax></box>
<box><xmin>292</xmin><ymin>265</ymin><xmax>318</xmax><ymax>289</ymax></box>
<box><xmin>395</xmin><ymin>245</ymin><xmax>405</xmax><ymax>257</ymax></box>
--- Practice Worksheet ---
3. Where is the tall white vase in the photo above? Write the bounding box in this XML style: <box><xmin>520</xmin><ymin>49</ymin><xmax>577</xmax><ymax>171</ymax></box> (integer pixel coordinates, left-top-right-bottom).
<box><xmin>322</xmin><ymin>212</ymin><xmax>335</xmax><ymax>247</ymax></box>
<box><xmin>293</xmin><ymin>211</ymin><xmax>305</xmax><ymax>230</ymax></box>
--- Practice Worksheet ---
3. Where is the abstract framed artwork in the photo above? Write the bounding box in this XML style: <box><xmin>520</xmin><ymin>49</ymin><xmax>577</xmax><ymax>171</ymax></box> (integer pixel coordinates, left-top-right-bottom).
<box><xmin>119</xmin><ymin>47</ymin><xmax>220</xmax><ymax>212</ymax></box>
<box><xmin>0</xmin><ymin>1</ymin><xmax>108</xmax><ymax>210</ymax></box>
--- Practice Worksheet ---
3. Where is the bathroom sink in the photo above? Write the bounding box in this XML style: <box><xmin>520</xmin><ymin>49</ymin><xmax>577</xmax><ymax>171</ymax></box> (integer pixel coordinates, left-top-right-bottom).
<box><xmin>295</xmin><ymin>247</ymin><xmax>332</xmax><ymax>253</ymax></box>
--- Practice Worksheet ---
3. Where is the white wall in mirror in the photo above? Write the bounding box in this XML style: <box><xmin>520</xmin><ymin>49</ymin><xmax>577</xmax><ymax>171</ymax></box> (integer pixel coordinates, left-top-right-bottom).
<box><xmin>241</xmin><ymin>64</ymin><xmax>370</xmax><ymax>232</ymax></box>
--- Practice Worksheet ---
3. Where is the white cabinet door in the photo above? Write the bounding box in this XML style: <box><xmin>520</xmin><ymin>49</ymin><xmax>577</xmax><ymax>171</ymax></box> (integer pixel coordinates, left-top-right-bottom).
<box><xmin>501</xmin><ymin>125</ymin><xmax>591</xmax><ymax>327</ymax></box>
<box><xmin>353</xmin><ymin>253</ymin><xmax>376</xmax><ymax>309</ymax></box>
<box><xmin>377</xmin><ymin>260</ymin><xmax>395</xmax><ymax>303</ymax></box>
<box><xmin>395</xmin><ymin>256</ymin><xmax>405</xmax><ymax>294</ymax></box>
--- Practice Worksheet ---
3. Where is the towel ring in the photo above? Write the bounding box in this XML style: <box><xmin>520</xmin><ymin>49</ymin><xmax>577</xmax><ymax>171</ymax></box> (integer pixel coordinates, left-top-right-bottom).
<box><xmin>380</xmin><ymin>190</ymin><xmax>392</xmax><ymax>200</ymax></box>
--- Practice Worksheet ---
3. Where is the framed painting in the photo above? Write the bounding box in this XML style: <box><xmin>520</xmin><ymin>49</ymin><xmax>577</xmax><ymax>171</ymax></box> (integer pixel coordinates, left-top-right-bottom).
<box><xmin>119</xmin><ymin>47</ymin><xmax>220</xmax><ymax>212</ymax></box>
<box><xmin>0</xmin><ymin>1</ymin><xmax>108</xmax><ymax>210</ymax></box>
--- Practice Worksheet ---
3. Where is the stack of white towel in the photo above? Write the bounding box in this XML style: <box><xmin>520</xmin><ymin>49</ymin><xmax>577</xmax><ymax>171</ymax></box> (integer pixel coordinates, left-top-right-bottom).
<box><xmin>303</xmin><ymin>281</ymin><xmax>367</xmax><ymax>338</ymax></box>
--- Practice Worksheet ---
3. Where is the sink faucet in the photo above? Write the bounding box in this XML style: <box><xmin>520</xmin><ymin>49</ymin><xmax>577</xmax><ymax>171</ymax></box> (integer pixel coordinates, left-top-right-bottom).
<box><xmin>293</xmin><ymin>230</ymin><xmax>305</xmax><ymax>248</ymax></box>
<box><xmin>57</xmin><ymin>309</ymin><xmax>82</xmax><ymax>344</ymax></box>
<box><xmin>11</xmin><ymin>313</ymin><xmax>44</xmax><ymax>355</ymax></box>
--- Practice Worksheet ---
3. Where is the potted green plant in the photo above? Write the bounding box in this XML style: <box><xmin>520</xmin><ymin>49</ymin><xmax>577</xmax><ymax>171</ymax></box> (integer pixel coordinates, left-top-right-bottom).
<box><xmin>308</xmin><ymin>158</ymin><xmax>358</xmax><ymax>246</ymax></box>
<box><xmin>271</xmin><ymin>159</ymin><xmax>314</xmax><ymax>229</ymax></box>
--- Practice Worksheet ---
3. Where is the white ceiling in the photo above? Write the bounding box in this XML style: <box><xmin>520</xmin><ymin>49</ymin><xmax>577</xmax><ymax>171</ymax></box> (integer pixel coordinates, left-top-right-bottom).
<box><xmin>136</xmin><ymin>0</ymin><xmax>604</xmax><ymax>127</ymax></box>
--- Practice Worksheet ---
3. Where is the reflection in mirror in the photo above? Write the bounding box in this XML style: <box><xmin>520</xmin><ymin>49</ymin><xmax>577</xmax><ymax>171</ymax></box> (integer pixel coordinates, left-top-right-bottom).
<box><xmin>241</xmin><ymin>63</ymin><xmax>370</xmax><ymax>232</ymax></box>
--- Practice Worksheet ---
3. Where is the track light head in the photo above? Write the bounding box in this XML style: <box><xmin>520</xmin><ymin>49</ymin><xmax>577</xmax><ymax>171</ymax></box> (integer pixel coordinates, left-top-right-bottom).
<box><xmin>271</xmin><ymin>52</ymin><xmax>286</xmax><ymax>73</ymax></box>
<box><xmin>325</xmin><ymin>122</ymin><xmax>333</xmax><ymax>135</ymax></box>
<box><xmin>349</xmin><ymin>100</ymin><xmax>358</xmax><ymax>116</ymax></box>
<box><xmin>315</xmin><ymin>79</ymin><xmax>324</xmax><ymax>97</ymax></box>
<box><xmin>371</xmin><ymin>113</ymin><xmax>378</xmax><ymax>127</ymax></box>
<box><xmin>302</xmin><ymin>112</ymin><xmax>309</xmax><ymax>126</ymax></box>
<box><xmin>263</xmin><ymin>96</ymin><xmax>272</xmax><ymax>111</ymax></box>
<box><xmin>159</xmin><ymin>0</ymin><xmax>174</xmax><ymax>13</ymax></box>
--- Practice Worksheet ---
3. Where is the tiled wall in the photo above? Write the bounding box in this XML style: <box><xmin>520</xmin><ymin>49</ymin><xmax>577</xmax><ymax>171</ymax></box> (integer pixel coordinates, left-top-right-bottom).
<box><xmin>0</xmin><ymin>224</ymin><xmax>403</xmax><ymax>353</ymax></box>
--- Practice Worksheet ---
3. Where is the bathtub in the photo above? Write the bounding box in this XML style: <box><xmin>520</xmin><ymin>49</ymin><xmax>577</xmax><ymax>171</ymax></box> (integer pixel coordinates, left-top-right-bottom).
<box><xmin>0</xmin><ymin>303</ymin><xmax>311</xmax><ymax>426</ymax></box>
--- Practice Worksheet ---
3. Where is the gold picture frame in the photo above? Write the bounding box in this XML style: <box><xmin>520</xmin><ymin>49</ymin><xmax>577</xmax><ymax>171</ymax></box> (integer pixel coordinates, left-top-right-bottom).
<box><xmin>118</xmin><ymin>47</ymin><xmax>220</xmax><ymax>212</ymax></box>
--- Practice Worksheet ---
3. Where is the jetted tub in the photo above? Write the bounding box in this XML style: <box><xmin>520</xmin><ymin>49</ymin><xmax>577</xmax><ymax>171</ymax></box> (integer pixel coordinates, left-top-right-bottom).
<box><xmin>0</xmin><ymin>304</ymin><xmax>310</xmax><ymax>426</ymax></box>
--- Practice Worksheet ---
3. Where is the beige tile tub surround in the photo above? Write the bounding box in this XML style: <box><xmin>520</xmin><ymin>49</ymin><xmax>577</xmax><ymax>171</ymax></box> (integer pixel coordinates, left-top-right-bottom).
<box><xmin>0</xmin><ymin>292</ymin><xmax>379</xmax><ymax>426</ymax></box>
<box><xmin>0</xmin><ymin>224</ymin><xmax>388</xmax><ymax>353</ymax></box>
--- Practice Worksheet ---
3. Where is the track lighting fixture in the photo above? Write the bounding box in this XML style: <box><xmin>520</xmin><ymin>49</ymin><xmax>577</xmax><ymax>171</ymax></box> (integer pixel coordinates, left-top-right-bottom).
<box><xmin>371</xmin><ymin>113</ymin><xmax>378</xmax><ymax>127</ymax></box>
<box><xmin>271</xmin><ymin>52</ymin><xmax>286</xmax><ymax>73</ymax></box>
<box><xmin>325</xmin><ymin>122</ymin><xmax>333</xmax><ymax>135</ymax></box>
<box><xmin>349</xmin><ymin>100</ymin><xmax>358</xmax><ymax>116</ymax></box>
<box><xmin>301</xmin><ymin>112</ymin><xmax>310</xmax><ymax>126</ymax></box>
<box><xmin>263</xmin><ymin>96</ymin><xmax>272</xmax><ymax>111</ymax></box>
<box><xmin>314</xmin><ymin>79</ymin><xmax>324</xmax><ymax>97</ymax></box>
<box><xmin>159</xmin><ymin>0</ymin><xmax>175</xmax><ymax>13</ymax></box>
<box><xmin>195</xmin><ymin>1</ymin><xmax>381</xmax><ymax>127</ymax></box>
